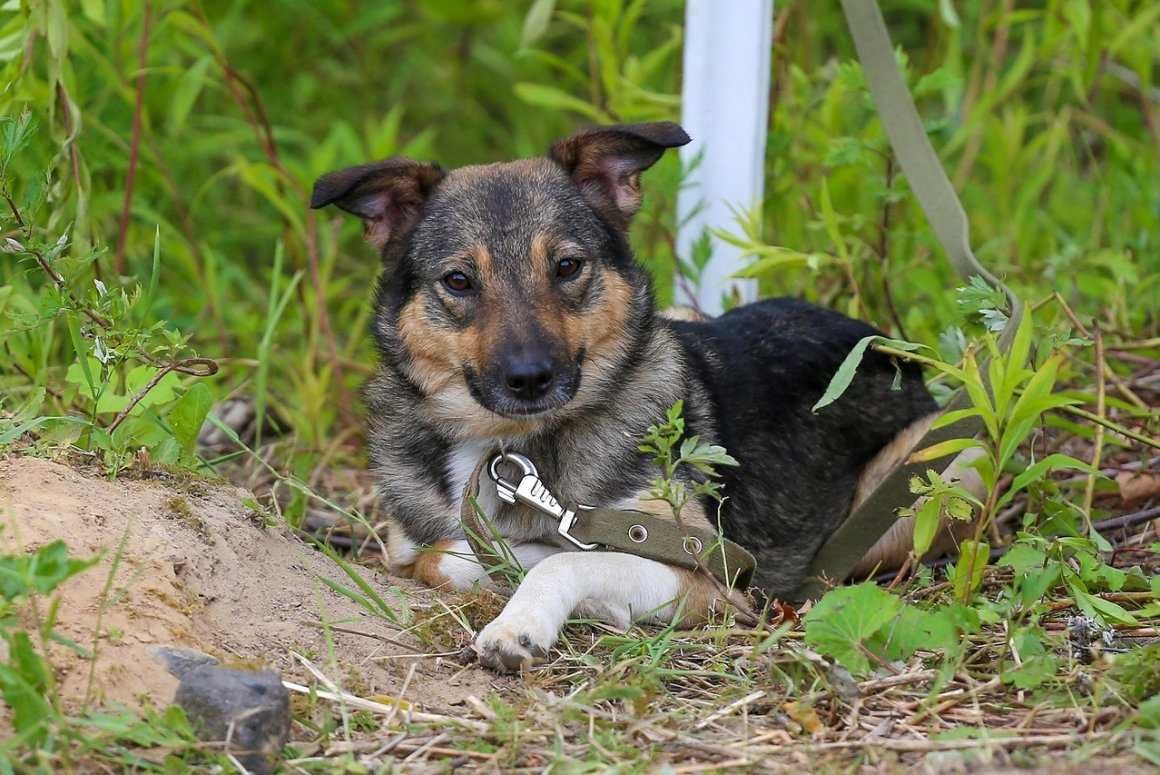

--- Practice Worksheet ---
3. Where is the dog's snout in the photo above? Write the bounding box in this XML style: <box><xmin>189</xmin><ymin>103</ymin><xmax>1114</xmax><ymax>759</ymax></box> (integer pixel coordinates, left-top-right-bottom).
<box><xmin>503</xmin><ymin>358</ymin><xmax>555</xmax><ymax>401</ymax></box>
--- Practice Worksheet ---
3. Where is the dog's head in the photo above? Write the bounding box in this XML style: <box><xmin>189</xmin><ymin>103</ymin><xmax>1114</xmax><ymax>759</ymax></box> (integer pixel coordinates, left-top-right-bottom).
<box><xmin>311</xmin><ymin>122</ymin><xmax>689</xmax><ymax>435</ymax></box>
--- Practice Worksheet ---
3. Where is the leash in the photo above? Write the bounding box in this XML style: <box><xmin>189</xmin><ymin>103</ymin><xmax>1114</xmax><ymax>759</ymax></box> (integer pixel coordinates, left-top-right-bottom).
<box><xmin>792</xmin><ymin>1</ymin><xmax>1023</xmax><ymax>599</ymax></box>
<box><xmin>460</xmin><ymin>451</ymin><xmax>755</xmax><ymax>590</ymax></box>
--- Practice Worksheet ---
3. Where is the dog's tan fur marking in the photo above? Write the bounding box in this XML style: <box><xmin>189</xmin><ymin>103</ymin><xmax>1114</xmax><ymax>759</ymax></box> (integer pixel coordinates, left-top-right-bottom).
<box><xmin>397</xmin><ymin>298</ymin><xmax>457</xmax><ymax>395</ymax></box>
<box><xmin>620</xmin><ymin>492</ymin><xmax>714</xmax><ymax>533</ymax></box>
<box><xmin>851</xmin><ymin>413</ymin><xmax>985</xmax><ymax>576</ymax></box>
<box><xmin>583</xmin><ymin>272</ymin><xmax>634</xmax><ymax>358</ymax></box>
<box><xmin>528</xmin><ymin>232</ymin><xmax>553</xmax><ymax>278</ymax></box>
<box><xmin>672</xmin><ymin>569</ymin><xmax>748</xmax><ymax>627</ymax></box>
<box><xmin>408</xmin><ymin>539</ymin><xmax>457</xmax><ymax>588</ymax></box>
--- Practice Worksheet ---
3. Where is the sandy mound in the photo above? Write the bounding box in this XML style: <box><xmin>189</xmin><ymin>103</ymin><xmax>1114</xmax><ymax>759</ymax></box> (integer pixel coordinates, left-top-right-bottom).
<box><xmin>0</xmin><ymin>455</ymin><xmax>494</xmax><ymax>715</ymax></box>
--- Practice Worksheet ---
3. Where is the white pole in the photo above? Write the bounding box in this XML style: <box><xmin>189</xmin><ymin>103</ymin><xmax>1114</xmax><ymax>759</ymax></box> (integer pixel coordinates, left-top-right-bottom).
<box><xmin>676</xmin><ymin>0</ymin><xmax>773</xmax><ymax>314</ymax></box>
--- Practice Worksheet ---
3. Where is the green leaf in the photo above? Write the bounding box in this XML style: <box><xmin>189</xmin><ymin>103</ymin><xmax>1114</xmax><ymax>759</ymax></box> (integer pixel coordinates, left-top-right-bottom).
<box><xmin>998</xmin><ymin>543</ymin><xmax>1047</xmax><ymax>574</ymax></box>
<box><xmin>930</xmin><ymin>407</ymin><xmax>982</xmax><ymax>430</ymax></box>
<box><xmin>65</xmin><ymin>317</ymin><xmax>99</xmax><ymax>404</ymax></box>
<box><xmin>1009</xmin><ymin>354</ymin><xmax>1062</xmax><ymax>426</ymax></box>
<box><xmin>912</xmin><ymin>497</ymin><xmax>940</xmax><ymax>557</ymax></box>
<box><xmin>166</xmin><ymin>382</ymin><xmax>214</xmax><ymax>452</ymax></box>
<box><xmin>814</xmin><ymin>336</ymin><xmax>932</xmax><ymax>412</ymax></box>
<box><xmin>804</xmin><ymin>583</ymin><xmax>901</xmax><ymax>675</ymax></box>
<box><xmin>0</xmin><ymin>632</ymin><xmax>54</xmax><ymax>742</ymax></box>
<box><xmin>961</xmin><ymin>353</ymin><xmax>998</xmax><ymax>441</ymax></box>
<box><xmin>28</xmin><ymin>540</ymin><xmax>98</xmax><ymax>595</ymax></box>
<box><xmin>0</xmin><ymin>415</ymin><xmax>88</xmax><ymax>446</ymax></box>
<box><xmin>813</xmin><ymin>335</ymin><xmax>877</xmax><ymax>412</ymax></box>
<box><xmin>938</xmin><ymin>0</ymin><xmax>961</xmax><ymax>28</ymax></box>
<box><xmin>513</xmin><ymin>83</ymin><xmax>612</xmax><ymax>123</ymax></box>
<box><xmin>908</xmin><ymin>437</ymin><xmax>978</xmax><ymax>463</ymax></box>
<box><xmin>1005</xmin><ymin>653</ymin><xmax>1058</xmax><ymax>689</ymax></box>
<box><xmin>953</xmin><ymin>540</ymin><xmax>989</xmax><ymax>601</ymax></box>
<box><xmin>0</xmin><ymin>541</ymin><xmax>97</xmax><ymax>600</ymax></box>
<box><xmin>997</xmin><ymin>454</ymin><xmax>1091</xmax><ymax>509</ymax></box>
<box><xmin>1069</xmin><ymin>584</ymin><xmax>1139</xmax><ymax>626</ymax></box>
<box><xmin>520</xmin><ymin>0</ymin><xmax>556</xmax><ymax>48</ymax></box>
<box><xmin>999</xmin><ymin>308</ymin><xmax>1033</xmax><ymax>405</ymax></box>
<box><xmin>880</xmin><ymin>602</ymin><xmax>977</xmax><ymax>661</ymax></box>
<box><xmin>168</xmin><ymin>56</ymin><xmax>213</xmax><ymax>134</ymax></box>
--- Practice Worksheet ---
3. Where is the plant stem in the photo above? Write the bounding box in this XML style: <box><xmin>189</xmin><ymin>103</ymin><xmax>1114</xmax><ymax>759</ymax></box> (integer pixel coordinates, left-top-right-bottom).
<box><xmin>1056</xmin><ymin>405</ymin><xmax>1159</xmax><ymax>450</ymax></box>
<box><xmin>876</xmin><ymin>154</ymin><xmax>908</xmax><ymax>339</ymax></box>
<box><xmin>1081</xmin><ymin>325</ymin><xmax>1106</xmax><ymax>532</ymax></box>
<box><xmin>114</xmin><ymin>0</ymin><xmax>152</xmax><ymax>275</ymax></box>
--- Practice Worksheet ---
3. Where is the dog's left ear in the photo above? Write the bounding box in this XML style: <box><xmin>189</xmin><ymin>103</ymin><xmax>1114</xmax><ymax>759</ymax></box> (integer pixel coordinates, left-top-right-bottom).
<box><xmin>549</xmin><ymin>121</ymin><xmax>690</xmax><ymax>224</ymax></box>
<box><xmin>310</xmin><ymin>158</ymin><xmax>445</xmax><ymax>252</ymax></box>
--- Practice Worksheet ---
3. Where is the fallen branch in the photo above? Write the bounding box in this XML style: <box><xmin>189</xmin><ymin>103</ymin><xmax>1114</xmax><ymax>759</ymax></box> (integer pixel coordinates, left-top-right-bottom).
<box><xmin>282</xmin><ymin>680</ymin><xmax>488</xmax><ymax>733</ymax></box>
<box><xmin>756</xmin><ymin>731</ymin><xmax>1115</xmax><ymax>754</ymax></box>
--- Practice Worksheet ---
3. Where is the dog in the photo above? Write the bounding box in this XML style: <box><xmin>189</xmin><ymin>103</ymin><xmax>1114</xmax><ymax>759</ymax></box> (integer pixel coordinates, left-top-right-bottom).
<box><xmin>310</xmin><ymin>122</ymin><xmax>940</xmax><ymax>673</ymax></box>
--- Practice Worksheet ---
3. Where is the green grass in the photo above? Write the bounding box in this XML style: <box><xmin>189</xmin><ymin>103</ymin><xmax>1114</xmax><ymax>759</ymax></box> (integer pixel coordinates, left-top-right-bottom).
<box><xmin>0</xmin><ymin>0</ymin><xmax>1157</xmax><ymax>770</ymax></box>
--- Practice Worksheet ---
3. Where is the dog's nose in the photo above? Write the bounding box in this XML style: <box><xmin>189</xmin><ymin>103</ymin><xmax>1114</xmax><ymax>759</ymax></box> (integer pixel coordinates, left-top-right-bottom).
<box><xmin>503</xmin><ymin>359</ymin><xmax>555</xmax><ymax>401</ymax></box>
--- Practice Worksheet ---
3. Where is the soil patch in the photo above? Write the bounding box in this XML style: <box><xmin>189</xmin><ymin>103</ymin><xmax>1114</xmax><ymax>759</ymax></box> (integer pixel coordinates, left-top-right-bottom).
<box><xmin>0</xmin><ymin>455</ymin><xmax>496</xmax><ymax>717</ymax></box>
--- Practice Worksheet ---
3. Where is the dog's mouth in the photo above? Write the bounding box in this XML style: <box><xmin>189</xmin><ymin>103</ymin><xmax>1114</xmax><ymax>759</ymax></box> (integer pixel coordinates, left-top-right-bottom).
<box><xmin>464</xmin><ymin>366</ymin><xmax>581</xmax><ymax>420</ymax></box>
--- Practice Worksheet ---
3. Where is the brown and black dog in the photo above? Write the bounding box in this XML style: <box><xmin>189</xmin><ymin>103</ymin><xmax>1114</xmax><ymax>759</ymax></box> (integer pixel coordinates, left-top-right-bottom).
<box><xmin>311</xmin><ymin>122</ymin><xmax>947</xmax><ymax>672</ymax></box>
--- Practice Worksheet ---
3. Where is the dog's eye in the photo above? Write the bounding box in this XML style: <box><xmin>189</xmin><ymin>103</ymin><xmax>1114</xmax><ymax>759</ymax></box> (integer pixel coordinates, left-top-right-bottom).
<box><xmin>442</xmin><ymin>271</ymin><xmax>474</xmax><ymax>294</ymax></box>
<box><xmin>555</xmin><ymin>257</ymin><xmax>583</xmax><ymax>279</ymax></box>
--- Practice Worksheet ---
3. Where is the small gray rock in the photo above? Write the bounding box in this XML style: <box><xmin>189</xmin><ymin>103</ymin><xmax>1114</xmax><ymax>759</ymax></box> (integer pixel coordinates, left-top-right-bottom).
<box><xmin>154</xmin><ymin>648</ymin><xmax>290</xmax><ymax>774</ymax></box>
<box><xmin>154</xmin><ymin>646</ymin><xmax>218</xmax><ymax>680</ymax></box>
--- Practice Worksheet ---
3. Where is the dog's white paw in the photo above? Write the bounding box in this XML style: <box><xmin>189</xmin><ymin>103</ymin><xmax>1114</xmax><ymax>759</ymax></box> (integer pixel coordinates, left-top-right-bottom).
<box><xmin>473</xmin><ymin>613</ymin><xmax>555</xmax><ymax>674</ymax></box>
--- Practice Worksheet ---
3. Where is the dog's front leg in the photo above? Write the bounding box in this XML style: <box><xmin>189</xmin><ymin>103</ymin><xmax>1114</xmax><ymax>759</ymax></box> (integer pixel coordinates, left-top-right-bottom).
<box><xmin>409</xmin><ymin>539</ymin><xmax>562</xmax><ymax>591</ymax></box>
<box><xmin>475</xmin><ymin>552</ymin><xmax>732</xmax><ymax>672</ymax></box>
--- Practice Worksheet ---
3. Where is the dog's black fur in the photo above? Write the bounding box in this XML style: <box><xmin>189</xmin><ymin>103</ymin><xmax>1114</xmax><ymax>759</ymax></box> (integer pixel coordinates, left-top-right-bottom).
<box><xmin>667</xmin><ymin>300</ymin><xmax>935</xmax><ymax>593</ymax></box>
<box><xmin>311</xmin><ymin>121</ymin><xmax>935</xmax><ymax>600</ymax></box>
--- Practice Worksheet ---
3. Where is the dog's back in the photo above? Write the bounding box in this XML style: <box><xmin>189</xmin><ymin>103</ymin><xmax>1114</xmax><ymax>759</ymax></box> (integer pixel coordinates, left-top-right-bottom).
<box><xmin>668</xmin><ymin>298</ymin><xmax>936</xmax><ymax>596</ymax></box>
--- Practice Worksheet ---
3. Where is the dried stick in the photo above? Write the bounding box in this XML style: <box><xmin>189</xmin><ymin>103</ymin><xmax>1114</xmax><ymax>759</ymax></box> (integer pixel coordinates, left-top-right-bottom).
<box><xmin>1034</xmin><ymin>291</ymin><xmax>1148</xmax><ymax>410</ymax></box>
<box><xmin>106</xmin><ymin>357</ymin><xmax>218</xmax><ymax>434</ymax></box>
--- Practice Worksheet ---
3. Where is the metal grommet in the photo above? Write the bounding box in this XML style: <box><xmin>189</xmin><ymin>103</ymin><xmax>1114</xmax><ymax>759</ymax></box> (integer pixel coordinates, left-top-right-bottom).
<box><xmin>683</xmin><ymin>536</ymin><xmax>703</xmax><ymax>555</ymax></box>
<box><xmin>628</xmin><ymin>524</ymin><xmax>648</xmax><ymax>543</ymax></box>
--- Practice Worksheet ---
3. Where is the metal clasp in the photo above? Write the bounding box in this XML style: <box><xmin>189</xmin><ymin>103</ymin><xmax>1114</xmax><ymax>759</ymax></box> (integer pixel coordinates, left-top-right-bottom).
<box><xmin>488</xmin><ymin>452</ymin><xmax>597</xmax><ymax>550</ymax></box>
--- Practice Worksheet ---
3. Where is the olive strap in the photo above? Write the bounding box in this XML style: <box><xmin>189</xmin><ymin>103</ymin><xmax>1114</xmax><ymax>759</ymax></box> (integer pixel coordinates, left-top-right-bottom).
<box><xmin>793</xmin><ymin>1</ymin><xmax>1023</xmax><ymax>599</ymax></box>
<box><xmin>458</xmin><ymin>456</ymin><xmax>754</xmax><ymax>590</ymax></box>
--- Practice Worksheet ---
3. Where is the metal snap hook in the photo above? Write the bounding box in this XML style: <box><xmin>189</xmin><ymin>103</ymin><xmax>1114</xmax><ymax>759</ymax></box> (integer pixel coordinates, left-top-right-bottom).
<box><xmin>488</xmin><ymin>451</ymin><xmax>538</xmax><ymax>488</ymax></box>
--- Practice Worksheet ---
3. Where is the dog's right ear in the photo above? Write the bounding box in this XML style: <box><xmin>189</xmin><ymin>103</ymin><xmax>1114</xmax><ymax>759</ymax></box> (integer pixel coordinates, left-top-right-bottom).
<box><xmin>310</xmin><ymin>159</ymin><xmax>445</xmax><ymax>252</ymax></box>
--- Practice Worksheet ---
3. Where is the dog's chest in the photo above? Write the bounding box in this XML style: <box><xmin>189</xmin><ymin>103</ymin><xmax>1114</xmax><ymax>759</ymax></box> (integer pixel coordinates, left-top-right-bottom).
<box><xmin>445</xmin><ymin>439</ymin><xmax>491</xmax><ymax>503</ymax></box>
<box><xmin>444</xmin><ymin>439</ymin><xmax>555</xmax><ymax>543</ymax></box>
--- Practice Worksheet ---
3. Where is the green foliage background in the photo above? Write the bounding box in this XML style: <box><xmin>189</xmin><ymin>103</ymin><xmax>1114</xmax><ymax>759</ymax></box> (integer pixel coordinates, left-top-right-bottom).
<box><xmin>0</xmin><ymin>2</ymin><xmax>1158</xmax><ymax>766</ymax></box>
<box><xmin>1</xmin><ymin>0</ymin><xmax>1157</xmax><ymax>460</ymax></box>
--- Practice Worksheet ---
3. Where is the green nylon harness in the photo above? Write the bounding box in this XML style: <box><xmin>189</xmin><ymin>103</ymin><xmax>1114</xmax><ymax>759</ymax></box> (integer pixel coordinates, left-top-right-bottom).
<box><xmin>460</xmin><ymin>1</ymin><xmax>1018</xmax><ymax>599</ymax></box>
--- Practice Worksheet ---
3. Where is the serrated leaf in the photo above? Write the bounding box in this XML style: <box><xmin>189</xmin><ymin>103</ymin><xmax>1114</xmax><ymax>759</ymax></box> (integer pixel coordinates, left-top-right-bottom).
<box><xmin>998</xmin><ymin>543</ymin><xmax>1047</xmax><ymax>574</ymax></box>
<box><xmin>804</xmin><ymin>583</ymin><xmax>901</xmax><ymax>675</ymax></box>
<box><xmin>1005</xmin><ymin>653</ymin><xmax>1058</xmax><ymax>689</ymax></box>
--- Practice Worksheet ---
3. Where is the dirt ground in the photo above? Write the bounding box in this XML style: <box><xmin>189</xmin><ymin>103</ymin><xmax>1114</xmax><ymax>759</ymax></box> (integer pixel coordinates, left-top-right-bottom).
<box><xmin>0</xmin><ymin>455</ymin><xmax>497</xmax><ymax>718</ymax></box>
